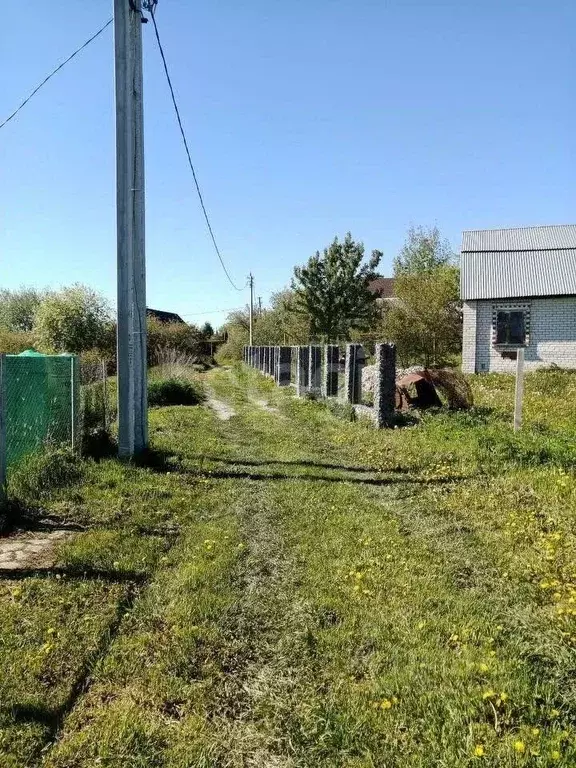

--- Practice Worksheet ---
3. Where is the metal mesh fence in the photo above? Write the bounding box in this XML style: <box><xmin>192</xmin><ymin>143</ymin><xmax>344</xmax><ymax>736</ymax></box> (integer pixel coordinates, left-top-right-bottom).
<box><xmin>1</xmin><ymin>353</ymin><xmax>80</xmax><ymax>471</ymax></box>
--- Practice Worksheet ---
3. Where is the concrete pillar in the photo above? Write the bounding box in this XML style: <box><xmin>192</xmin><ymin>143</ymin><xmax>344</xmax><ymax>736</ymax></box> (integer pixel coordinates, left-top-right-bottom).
<box><xmin>344</xmin><ymin>344</ymin><xmax>365</xmax><ymax>404</ymax></box>
<box><xmin>268</xmin><ymin>346</ymin><xmax>274</xmax><ymax>377</ymax></box>
<box><xmin>296</xmin><ymin>345</ymin><xmax>309</xmax><ymax>396</ymax></box>
<box><xmin>322</xmin><ymin>345</ymin><xmax>339</xmax><ymax>397</ymax></box>
<box><xmin>277</xmin><ymin>346</ymin><xmax>292</xmax><ymax>386</ymax></box>
<box><xmin>374</xmin><ymin>343</ymin><xmax>396</xmax><ymax>427</ymax></box>
<box><xmin>273</xmin><ymin>346</ymin><xmax>280</xmax><ymax>382</ymax></box>
<box><xmin>309</xmin><ymin>345</ymin><xmax>321</xmax><ymax>394</ymax></box>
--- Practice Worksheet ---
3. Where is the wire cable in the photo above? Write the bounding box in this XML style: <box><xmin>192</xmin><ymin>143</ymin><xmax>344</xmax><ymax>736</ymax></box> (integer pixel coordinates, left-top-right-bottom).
<box><xmin>0</xmin><ymin>18</ymin><xmax>113</xmax><ymax>131</ymax></box>
<box><xmin>147</xmin><ymin>6</ymin><xmax>246</xmax><ymax>292</ymax></box>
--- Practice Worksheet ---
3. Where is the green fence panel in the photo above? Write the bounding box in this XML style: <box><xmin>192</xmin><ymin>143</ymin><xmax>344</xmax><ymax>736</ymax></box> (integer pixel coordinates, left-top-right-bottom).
<box><xmin>3</xmin><ymin>353</ymin><xmax>79</xmax><ymax>469</ymax></box>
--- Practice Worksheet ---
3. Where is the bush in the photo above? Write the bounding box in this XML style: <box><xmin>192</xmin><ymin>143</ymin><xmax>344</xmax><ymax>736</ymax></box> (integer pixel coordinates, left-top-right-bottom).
<box><xmin>8</xmin><ymin>446</ymin><xmax>83</xmax><ymax>502</ymax></box>
<box><xmin>0</xmin><ymin>329</ymin><xmax>35</xmax><ymax>354</ymax></box>
<box><xmin>148</xmin><ymin>377</ymin><xmax>204</xmax><ymax>407</ymax></box>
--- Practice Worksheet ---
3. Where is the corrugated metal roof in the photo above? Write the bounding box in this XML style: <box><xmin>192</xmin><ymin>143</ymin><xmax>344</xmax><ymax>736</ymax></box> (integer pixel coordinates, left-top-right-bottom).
<box><xmin>462</xmin><ymin>224</ymin><xmax>576</xmax><ymax>252</ymax></box>
<box><xmin>460</xmin><ymin>225</ymin><xmax>576</xmax><ymax>300</ymax></box>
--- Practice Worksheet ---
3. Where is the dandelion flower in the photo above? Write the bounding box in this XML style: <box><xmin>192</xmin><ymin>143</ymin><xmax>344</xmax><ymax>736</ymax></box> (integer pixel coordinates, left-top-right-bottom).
<box><xmin>513</xmin><ymin>740</ymin><xmax>525</xmax><ymax>754</ymax></box>
<box><xmin>531</xmin><ymin>728</ymin><xmax>540</xmax><ymax>736</ymax></box>
<box><xmin>473</xmin><ymin>745</ymin><xmax>485</xmax><ymax>757</ymax></box>
<box><xmin>380</xmin><ymin>699</ymin><xmax>392</xmax><ymax>710</ymax></box>
<box><xmin>551</xmin><ymin>750</ymin><xmax>561</xmax><ymax>760</ymax></box>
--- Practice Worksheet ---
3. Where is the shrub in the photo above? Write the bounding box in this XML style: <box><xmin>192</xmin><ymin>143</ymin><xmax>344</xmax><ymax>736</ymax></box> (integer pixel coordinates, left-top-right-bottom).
<box><xmin>8</xmin><ymin>446</ymin><xmax>83</xmax><ymax>502</ymax></box>
<box><xmin>0</xmin><ymin>329</ymin><xmax>35</xmax><ymax>354</ymax></box>
<box><xmin>148</xmin><ymin>377</ymin><xmax>204</xmax><ymax>407</ymax></box>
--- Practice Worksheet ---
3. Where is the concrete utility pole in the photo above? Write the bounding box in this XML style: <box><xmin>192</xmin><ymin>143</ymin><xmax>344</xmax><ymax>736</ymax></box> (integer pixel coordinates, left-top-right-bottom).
<box><xmin>114</xmin><ymin>0</ymin><xmax>148</xmax><ymax>458</ymax></box>
<box><xmin>249</xmin><ymin>273</ymin><xmax>254</xmax><ymax>346</ymax></box>
<box><xmin>258</xmin><ymin>296</ymin><xmax>262</xmax><ymax>317</ymax></box>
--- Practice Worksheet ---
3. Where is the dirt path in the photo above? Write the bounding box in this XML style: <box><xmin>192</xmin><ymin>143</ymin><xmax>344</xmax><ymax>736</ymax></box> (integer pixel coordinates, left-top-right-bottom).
<box><xmin>206</xmin><ymin>389</ymin><xmax>236</xmax><ymax>420</ymax></box>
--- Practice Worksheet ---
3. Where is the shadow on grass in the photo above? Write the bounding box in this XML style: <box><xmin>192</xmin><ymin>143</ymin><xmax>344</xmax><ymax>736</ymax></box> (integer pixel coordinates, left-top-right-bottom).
<box><xmin>1</xmin><ymin>580</ymin><xmax>140</xmax><ymax>756</ymax></box>
<box><xmin>192</xmin><ymin>455</ymin><xmax>415</xmax><ymax>475</ymax></box>
<box><xmin>0</xmin><ymin>566</ymin><xmax>148</xmax><ymax>583</ymax></box>
<box><xmin>137</xmin><ymin>448</ymin><xmax>467</xmax><ymax>486</ymax></box>
<box><xmin>185</xmin><ymin>468</ymin><xmax>466</xmax><ymax>487</ymax></box>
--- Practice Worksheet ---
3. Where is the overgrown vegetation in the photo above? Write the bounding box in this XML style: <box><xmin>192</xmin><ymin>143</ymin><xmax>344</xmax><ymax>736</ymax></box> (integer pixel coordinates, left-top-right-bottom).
<box><xmin>2</xmin><ymin>367</ymin><xmax>576</xmax><ymax>765</ymax></box>
<box><xmin>147</xmin><ymin>376</ymin><xmax>204</xmax><ymax>407</ymax></box>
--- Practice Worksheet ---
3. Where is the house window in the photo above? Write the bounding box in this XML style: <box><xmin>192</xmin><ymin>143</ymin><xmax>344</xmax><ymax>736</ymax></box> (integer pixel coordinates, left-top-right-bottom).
<box><xmin>493</xmin><ymin>305</ymin><xmax>530</xmax><ymax>347</ymax></box>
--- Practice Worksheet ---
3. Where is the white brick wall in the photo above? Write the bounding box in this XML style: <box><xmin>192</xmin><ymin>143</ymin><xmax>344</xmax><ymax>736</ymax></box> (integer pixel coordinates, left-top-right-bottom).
<box><xmin>463</xmin><ymin>296</ymin><xmax>576</xmax><ymax>373</ymax></box>
<box><xmin>461</xmin><ymin>301</ymin><xmax>477</xmax><ymax>373</ymax></box>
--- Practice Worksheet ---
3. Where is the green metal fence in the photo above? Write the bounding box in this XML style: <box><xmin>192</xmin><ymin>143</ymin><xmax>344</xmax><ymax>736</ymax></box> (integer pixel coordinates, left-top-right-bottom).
<box><xmin>0</xmin><ymin>351</ymin><xmax>80</xmax><ymax>490</ymax></box>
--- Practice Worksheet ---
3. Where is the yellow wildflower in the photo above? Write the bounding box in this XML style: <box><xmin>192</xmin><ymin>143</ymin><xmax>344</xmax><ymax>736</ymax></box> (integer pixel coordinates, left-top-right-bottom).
<box><xmin>551</xmin><ymin>750</ymin><xmax>561</xmax><ymax>761</ymax></box>
<box><xmin>513</xmin><ymin>740</ymin><xmax>525</xmax><ymax>754</ymax></box>
<box><xmin>380</xmin><ymin>699</ymin><xmax>392</xmax><ymax>710</ymax></box>
<box><xmin>531</xmin><ymin>728</ymin><xmax>540</xmax><ymax>736</ymax></box>
<box><xmin>473</xmin><ymin>744</ymin><xmax>485</xmax><ymax>757</ymax></box>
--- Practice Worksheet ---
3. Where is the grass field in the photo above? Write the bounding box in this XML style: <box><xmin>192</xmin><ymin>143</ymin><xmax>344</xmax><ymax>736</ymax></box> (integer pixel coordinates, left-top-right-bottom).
<box><xmin>2</xmin><ymin>364</ymin><xmax>576</xmax><ymax>766</ymax></box>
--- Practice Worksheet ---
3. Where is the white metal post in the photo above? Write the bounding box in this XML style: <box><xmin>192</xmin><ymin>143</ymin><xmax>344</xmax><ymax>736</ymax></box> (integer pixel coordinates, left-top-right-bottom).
<box><xmin>249</xmin><ymin>273</ymin><xmax>254</xmax><ymax>346</ymax></box>
<box><xmin>513</xmin><ymin>347</ymin><xmax>525</xmax><ymax>432</ymax></box>
<box><xmin>115</xmin><ymin>0</ymin><xmax>148</xmax><ymax>458</ymax></box>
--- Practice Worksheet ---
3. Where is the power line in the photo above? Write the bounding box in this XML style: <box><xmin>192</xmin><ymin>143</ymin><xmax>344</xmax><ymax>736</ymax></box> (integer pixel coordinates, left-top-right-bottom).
<box><xmin>147</xmin><ymin>5</ymin><xmax>246</xmax><ymax>293</ymax></box>
<box><xmin>180</xmin><ymin>306</ymin><xmax>245</xmax><ymax>316</ymax></box>
<box><xmin>0</xmin><ymin>18</ymin><xmax>113</xmax><ymax>131</ymax></box>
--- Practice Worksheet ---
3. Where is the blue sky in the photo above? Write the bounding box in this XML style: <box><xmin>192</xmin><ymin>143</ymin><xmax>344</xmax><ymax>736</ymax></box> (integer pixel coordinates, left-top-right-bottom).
<box><xmin>1</xmin><ymin>0</ymin><xmax>574</xmax><ymax>329</ymax></box>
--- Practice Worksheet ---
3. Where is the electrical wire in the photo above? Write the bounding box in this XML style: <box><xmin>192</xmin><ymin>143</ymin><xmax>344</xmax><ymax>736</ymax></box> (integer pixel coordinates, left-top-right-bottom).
<box><xmin>147</xmin><ymin>6</ymin><xmax>247</xmax><ymax>292</ymax></box>
<box><xmin>180</xmin><ymin>306</ymin><xmax>245</xmax><ymax>316</ymax></box>
<box><xmin>0</xmin><ymin>18</ymin><xmax>113</xmax><ymax>131</ymax></box>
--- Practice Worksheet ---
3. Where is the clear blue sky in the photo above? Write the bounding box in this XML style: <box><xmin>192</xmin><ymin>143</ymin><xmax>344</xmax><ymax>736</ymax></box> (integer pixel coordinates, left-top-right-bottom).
<box><xmin>1</xmin><ymin>0</ymin><xmax>574</xmax><ymax>329</ymax></box>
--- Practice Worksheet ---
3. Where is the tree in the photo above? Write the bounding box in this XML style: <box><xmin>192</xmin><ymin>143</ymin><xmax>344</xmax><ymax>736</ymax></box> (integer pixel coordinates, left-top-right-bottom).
<box><xmin>0</xmin><ymin>287</ymin><xmax>45</xmax><ymax>332</ymax></box>
<box><xmin>33</xmin><ymin>284</ymin><xmax>111</xmax><ymax>354</ymax></box>
<box><xmin>383</xmin><ymin>227</ymin><xmax>461</xmax><ymax>366</ymax></box>
<box><xmin>394</xmin><ymin>225</ymin><xmax>454</xmax><ymax>275</ymax></box>
<box><xmin>217</xmin><ymin>289</ymin><xmax>311</xmax><ymax>360</ymax></box>
<box><xmin>292</xmin><ymin>233</ymin><xmax>382</xmax><ymax>340</ymax></box>
<box><xmin>200</xmin><ymin>321</ymin><xmax>214</xmax><ymax>339</ymax></box>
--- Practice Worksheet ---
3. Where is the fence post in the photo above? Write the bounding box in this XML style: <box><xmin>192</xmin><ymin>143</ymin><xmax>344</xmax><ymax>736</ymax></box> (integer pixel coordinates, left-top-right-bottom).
<box><xmin>374</xmin><ymin>343</ymin><xmax>396</xmax><ymax>428</ymax></box>
<box><xmin>344</xmin><ymin>344</ymin><xmax>364</xmax><ymax>403</ymax></box>
<box><xmin>70</xmin><ymin>355</ymin><xmax>76</xmax><ymax>452</ymax></box>
<box><xmin>514</xmin><ymin>347</ymin><xmax>525</xmax><ymax>432</ymax></box>
<box><xmin>309</xmin><ymin>345</ymin><xmax>322</xmax><ymax>395</ymax></box>
<box><xmin>0</xmin><ymin>354</ymin><xmax>6</xmax><ymax>500</ymax></box>
<box><xmin>277</xmin><ymin>347</ymin><xmax>292</xmax><ymax>386</ymax></box>
<box><xmin>323</xmin><ymin>345</ymin><xmax>339</xmax><ymax>397</ymax></box>
<box><xmin>296</xmin><ymin>346</ymin><xmax>309</xmax><ymax>396</ymax></box>
<box><xmin>102</xmin><ymin>359</ymin><xmax>108</xmax><ymax>432</ymax></box>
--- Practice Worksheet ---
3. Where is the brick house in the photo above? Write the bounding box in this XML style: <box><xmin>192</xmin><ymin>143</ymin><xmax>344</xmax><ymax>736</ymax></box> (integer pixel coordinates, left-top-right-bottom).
<box><xmin>461</xmin><ymin>224</ymin><xmax>576</xmax><ymax>373</ymax></box>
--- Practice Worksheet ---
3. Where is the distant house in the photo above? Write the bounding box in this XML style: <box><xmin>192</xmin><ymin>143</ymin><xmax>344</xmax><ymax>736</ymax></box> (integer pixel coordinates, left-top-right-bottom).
<box><xmin>146</xmin><ymin>308</ymin><xmax>185</xmax><ymax>325</ymax></box>
<box><xmin>368</xmin><ymin>277</ymin><xmax>395</xmax><ymax>300</ymax></box>
<box><xmin>461</xmin><ymin>225</ymin><xmax>576</xmax><ymax>373</ymax></box>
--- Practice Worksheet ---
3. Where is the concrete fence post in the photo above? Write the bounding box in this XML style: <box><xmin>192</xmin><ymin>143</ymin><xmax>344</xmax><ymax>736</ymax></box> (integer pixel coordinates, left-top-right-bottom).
<box><xmin>296</xmin><ymin>346</ymin><xmax>310</xmax><ymax>396</ymax></box>
<box><xmin>277</xmin><ymin>346</ymin><xmax>292</xmax><ymax>386</ymax></box>
<box><xmin>309</xmin><ymin>345</ymin><xmax>322</xmax><ymax>395</ymax></box>
<box><xmin>344</xmin><ymin>343</ymin><xmax>364</xmax><ymax>404</ymax></box>
<box><xmin>274</xmin><ymin>346</ymin><xmax>280</xmax><ymax>382</ymax></box>
<box><xmin>323</xmin><ymin>345</ymin><xmax>339</xmax><ymax>397</ymax></box>
<box><xmin>267</xmin><ymin>346</ymin><xmax>273</xmax><ymax>377</ymax></box>
<box><xmin>374</xmin><ymin>343</ymin><xmax>396</xmax><ymax>428</ymax></box>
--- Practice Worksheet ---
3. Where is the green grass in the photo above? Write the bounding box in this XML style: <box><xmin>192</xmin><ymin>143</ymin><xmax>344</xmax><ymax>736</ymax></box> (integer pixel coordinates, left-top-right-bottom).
<box><xmin>2</xmin><ymin>364</ymin><xmax>576</xmax><ymax>765</ymax></box>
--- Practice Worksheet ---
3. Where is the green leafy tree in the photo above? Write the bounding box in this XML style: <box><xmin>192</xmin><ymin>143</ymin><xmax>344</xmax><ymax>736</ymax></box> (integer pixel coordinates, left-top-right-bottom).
<box><xmin>0</xmin><ymin>287</ymin><xmax>45</xmax><ymax>332</ymax></box>
<box><xmin>33</xmin><ymin>284</ymin><xmax>111</xmax><ymax>354</ymax></box>
<box><xmin>217</xmin><ymin>289</ymin><xmax>311</xmax><ymax>360</ymax></box>
<box><xmin>394</xmin><ymin>225</ymin><xmax>454</xmax><ymax>275</ymax></box>
<box><xmin>200</xmin><ymin>321</ymin><xmax>214</xmax><ymax>339</ymax></box>
<box><xmin>292</xmin><ymin>233</ymin><xmax>382</xmax><ymax>340</ymax></box>
<box><xmin>383</xmin><ymin>227</ymin><xmax>461</xmax><ymax>366</ymax></box>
